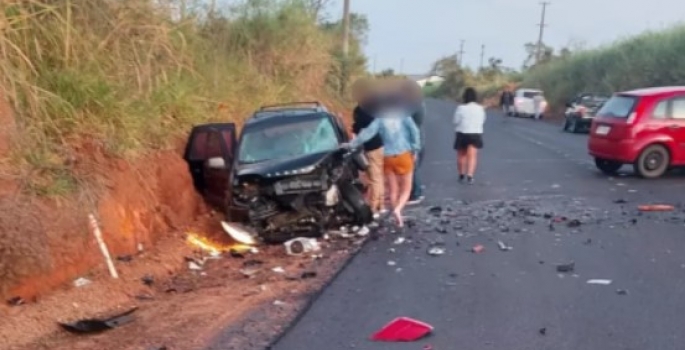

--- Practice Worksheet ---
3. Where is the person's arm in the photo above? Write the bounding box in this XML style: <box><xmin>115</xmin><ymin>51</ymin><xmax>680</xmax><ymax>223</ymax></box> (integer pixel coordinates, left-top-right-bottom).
<box><xmin>349</xmin><ymin>118</ymin><xmax>380</xmax><ymax>149</ymax></box>
<box><xmin>351</xmin><ymin>109</ymin><xmax>362</xmax><ymax>135</ymax></box>
<box><xmin>404</xmin><ymin>116</ymin><xmax>421</xmax><ymax>153</ymax></box>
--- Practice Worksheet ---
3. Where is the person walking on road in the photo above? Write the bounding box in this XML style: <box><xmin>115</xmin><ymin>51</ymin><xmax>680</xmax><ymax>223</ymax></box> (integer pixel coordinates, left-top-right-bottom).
<box><xmin>401</xmin><ymin>79</ymin><xmax>426</xmax><ymax>205</ymax></box>
<box><xmin>346</xmin><ymin>94</ymin><xmax>421</xmax><ymax>228</ymax></box>
<box><xmin>500</xmin><ymin>87</ymin><xmax>514</xmax><ymax>116</ymax></box>
<box><xmin>533</xmin><ymin>93</ymin><xmax>544</xmax><ymax>120</ymax></box>
<box><xmin>453</xmin><ymin>87</ymin><xmax>486</xmax><ymax>184</ymax></box>
<box><xmin>351</xmin><ymin>79</ymin><xmax>385</xmax><ymax>216</ymax></box>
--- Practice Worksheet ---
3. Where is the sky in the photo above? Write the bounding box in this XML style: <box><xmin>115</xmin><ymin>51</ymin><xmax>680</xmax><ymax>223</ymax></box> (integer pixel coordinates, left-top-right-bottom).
<box><xmin>328</xmin><ymin>0</ymin><xmax>685</xmax><ymax>74</ymax></box>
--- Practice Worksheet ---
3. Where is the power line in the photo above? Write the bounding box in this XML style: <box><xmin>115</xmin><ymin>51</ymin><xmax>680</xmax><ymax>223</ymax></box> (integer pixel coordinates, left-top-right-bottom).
<box><xmin>535</xmin><ymin>1</ymin><xmax>550</xmax><ymax>64</ymax></box>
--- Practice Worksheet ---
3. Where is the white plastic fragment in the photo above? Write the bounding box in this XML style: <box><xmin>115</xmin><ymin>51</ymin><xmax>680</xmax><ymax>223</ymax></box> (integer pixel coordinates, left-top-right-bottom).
<box><xmin>587</xmin><ymin>279</ymin><xmax>612</xmax><ymax>285</ymax></box>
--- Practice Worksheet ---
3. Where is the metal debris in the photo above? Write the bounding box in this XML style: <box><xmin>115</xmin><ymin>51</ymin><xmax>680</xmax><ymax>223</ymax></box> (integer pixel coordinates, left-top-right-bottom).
<box><xmin>556</xmin><ymin>262</ymin><xmax>575</xmax><ymax>273</ymax></box>
<box><xmin>587</xmin><ymin>279</ymin><xmax>612</xmax><ymax>285</ymax></box>
<box><xmin>59</xmin><ymin>307</ymin><xmax>138</xmax><ymax>334</ymax></box>
<box><xmin>497</xmin><ymin>241</ymin><xmax>512</xmax><ymax>251</ymax></box>
<box><xmin>427</xmin><ymin>247</ymin><xmax>446</xmax><ymax>256</ymax></box>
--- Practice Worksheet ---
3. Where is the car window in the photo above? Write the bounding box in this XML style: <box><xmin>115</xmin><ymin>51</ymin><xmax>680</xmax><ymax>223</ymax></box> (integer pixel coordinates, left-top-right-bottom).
<box><xmin>239</xmin><ymin>116</ymin><xmax>339</xmax><ymax>163</ymax></box>
<box><xmin>523</xmin><ymin>91</ymin><xmax>542</xmax><ymax>99</ymax></box>
<box><xmin>206</xmin><ymin>131</ymin><xmax>223</xmax><ymax>159</ymax></box>
<box><xmin>671</xmin><ymin>99</ymin><xmax>685</xmax><ymax>120</ymax></box>
<box><xmin>597</xmin><ymin>95</ymin><xmax>637</xmax><ymax>118</ymax></box>
<box><xmin>652</xmin><ymin>100</ymin><xmax>668</xmax><ymax>119</ymax></box>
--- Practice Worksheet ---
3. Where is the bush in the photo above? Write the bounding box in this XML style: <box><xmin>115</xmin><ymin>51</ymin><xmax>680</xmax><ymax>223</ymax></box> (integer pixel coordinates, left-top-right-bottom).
<box><xmin>0</xmin><ymin>0</ymin><xmax>356</xmax><ymax>195</ymax></box>
<box><xmin>522</xmin><ymin>24</ymin><xmax>685</xmax><ymax>108</ymax></box>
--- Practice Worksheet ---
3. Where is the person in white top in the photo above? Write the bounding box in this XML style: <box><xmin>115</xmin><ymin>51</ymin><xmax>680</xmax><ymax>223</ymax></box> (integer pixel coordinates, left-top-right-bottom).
<box><xmin>453</xmin><ymin>87</ymin><xmax>486</xmax><ymax>184</ymax></box>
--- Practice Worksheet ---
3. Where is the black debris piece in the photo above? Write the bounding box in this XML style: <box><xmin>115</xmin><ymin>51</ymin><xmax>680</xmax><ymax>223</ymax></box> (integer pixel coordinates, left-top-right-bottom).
<box><xmin>135</xmin><ymin>293</ymin><xmax>155</xmax><ymax>301</ymax></box>
<box><xmin>583</xmin><ymin>238</ymin><xmax>592</xmax><ymax>245</ymax></box>
<box><xmin>59</xmin><ymin>307</ymin><xmax>138</xmax><ymax>334</ymax></box>
<box><xmin>141</xmin><ymin>275</ymin><xmax>155</xmax><ymax>286</ymax></box>
<box><xmin>116</xmin><ymin>255</ymin><xmax>133</xmax><ymax>262</ymax></box>
<box><xmin>147</xmin><ymin>346</ymin><xmax>168</xmax><ymax>350</ymax></box>
<box><xmin>301</xmin><ymin>271</ymin><xmax>317</xmax><ymax>279</ymax></box>
<box><xmin>616</xmin><ymin>289</ymin><xmax>629</xmax><ymax>296</ymax></box>
<box><xmin>548</xmin><ymin>222</ymin><xmax>555</xmax><ymax>231</ymax></box>
<box><xmin>567</xmin><ymin>219</ymin><xmax>582</xmax><ymax>228</ymax></box>
<box><xmin>543</xmin><ymin>213</ymin><xmax>553</xmax><ymax>219</ymax></box>
<box><xmin>539</xmin><ymin>260</ymin><xmax>545</xmax><ymax>265</ymax></box>
<box><xmin>539</xmin><ymin>327</ymin><xmax>547</xmax><ymax>336</ymax></box>
<box><xmin>556</xmin><ymin>262</ymin><xmax>575</xmax><ymax>273</ymax></box>
<box><xmin>440</xmin><ymin>219</ymin><xmax>451</xmax><ymax>225</ymax></box>
<box><xmin>435</xmin><ymin>227</ymin><xmax>448</xmax><ymax>234</ymax></box>
<box><xmin>428</xmin><ymin>206</ymin><xmax>443</xmax><ymax>216</ymax></box>
<box><xmin>614</xmin><ymin>199</ymin><xmax>628</xmax><ymax>204</ymax></box>
<box><xmin>524</xmin><ymin>219</ymin><xmax>535</xmax><ymax>225</ymax></box>
<box><xmin>6</xmin><ymin>296</ymin><xmax>24</xmax><ymax>306</ymax></box>
<box><xmin>630</xmin><ymin>218</ymin><xmax>638</xmax><ymax>225</ymax></box>
<box><xmin>229</xmin><ymin>250</ymin><xmax>245</xmax><ymax>259</ymax></box>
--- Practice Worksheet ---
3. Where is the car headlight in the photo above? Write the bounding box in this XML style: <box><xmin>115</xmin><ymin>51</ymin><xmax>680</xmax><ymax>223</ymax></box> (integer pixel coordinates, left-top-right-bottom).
<box><xmin>266</xmin><ymin>165</ymin><xmax>316</xmax><ymax>178</ymax></box>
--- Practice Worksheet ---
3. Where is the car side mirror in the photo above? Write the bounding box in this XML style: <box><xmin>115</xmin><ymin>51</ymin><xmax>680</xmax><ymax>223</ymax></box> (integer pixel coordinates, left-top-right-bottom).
<box><xmin>207</xmin><ymin>157</ymin><xmax>226</xmax><ymax>169</ymax></box>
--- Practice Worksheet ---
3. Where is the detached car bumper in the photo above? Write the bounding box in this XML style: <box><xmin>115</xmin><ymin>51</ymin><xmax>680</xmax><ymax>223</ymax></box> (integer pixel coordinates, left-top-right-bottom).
<box><xmin>588</xmin><ymin>137</ymin><xmax>638</xmax><ymax>163</ymax></box>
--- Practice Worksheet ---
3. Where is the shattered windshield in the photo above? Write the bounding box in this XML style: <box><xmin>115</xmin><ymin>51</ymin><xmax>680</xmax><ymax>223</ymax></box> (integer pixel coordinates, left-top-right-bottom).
<box><xmin>238</xmin><ymin>115</ymin><xmax>340</xmax><ymax>163</ymax></box>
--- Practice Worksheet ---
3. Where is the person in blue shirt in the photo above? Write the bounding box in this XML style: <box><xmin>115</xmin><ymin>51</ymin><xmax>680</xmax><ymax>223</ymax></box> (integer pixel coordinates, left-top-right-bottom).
<box><xmin>345</xmin><ymin>94</ymin><xmax>421</xmax><ymax>227</ymax></box>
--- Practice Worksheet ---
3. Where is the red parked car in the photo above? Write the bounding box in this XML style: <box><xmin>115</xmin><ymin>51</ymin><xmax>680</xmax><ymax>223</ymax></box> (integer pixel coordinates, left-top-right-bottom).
<box><xmin>588</xmin><ymin>86</ymin><xmax>685</xmax><ymax>178</ymax></box>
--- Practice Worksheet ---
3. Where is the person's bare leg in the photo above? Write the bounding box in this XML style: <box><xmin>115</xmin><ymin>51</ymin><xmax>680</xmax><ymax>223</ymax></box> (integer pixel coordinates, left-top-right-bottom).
<box><xmin>467</xmin><ymin>146</ymin><xmax>478</xmax><ymax>177</ymax></box>
<box><xmin>457</xmin><ymin>149</ymin><xmax>467</xmax><ymax>176</ymax></box>
<box><xmin>392</xmin><ymin>172</ymin><xmax>414</xmax><ymax>227</ymax></box>
<box><xmin>386</xmin><ymin>172</ymin><xmax>399</xmax><ymax>213</ymax></box>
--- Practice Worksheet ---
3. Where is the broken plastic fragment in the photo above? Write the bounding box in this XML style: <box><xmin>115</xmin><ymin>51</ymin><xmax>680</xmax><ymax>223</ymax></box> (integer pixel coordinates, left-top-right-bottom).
<box><xmin>472</xmin><ymin>245</ymin><xmax>484</xmax><ymax>253</ymax></box>
<box><xmin>272</xmin><ymin>266</ymin><xmax>285</xmax><ymax>274</ymax></box>
<box><xmin>221</xmin><ymin>221</ymin><xmax>258</xmax><ymax>245</ymax></box>
<box><xmin>497</xmin><ymin>241</ymin><xmax>512</xmax><ymax>251</ymax></box>
<box><xmin>188</xmin><ymin>261</ymin><xmax>203</xmax><ymax>270</ymax></box>
<box><xmin>73</xmin><ymin>278</ymin><xmax>92</xmax><ymax>288</ymax></box>
<box><xmin>556</xmin><ymin>262</ymin><xmax>575</xmax><ymax>273</ymax></box>
<box><xmin>59</xmin><ymin>307</ymin><xmax>138</xmax><ymax>334</ymax></box>
<box><xmin>638</xmin><ymin>204</ymin><xmax>674</xmax><ymax>212</ymax></box>
<box><xmin>371</xmin><ymin>317</ymin><xmax>434</xmax><ymax>342</ymax></box>
<box><xmin>387</xmin><ymin>261</ymin><xmax>397</xmax><ymax>266</ymax></box>
<box><xmin>427</xmin><ymin>247</ymin><xmax>445</xmax><ymax>256</ymax></box>
<box><xmin>6</xmin><ymin>296</ymin><xmax>24</xmax><ymax>306</ymax></box>
<box><xmin>393</xmin><ymin>237</ymin><xmax>406</xmax><ymax>245</ymax></box>
<box><xmin>587</xmin><ymin>279</ymin><xmax>612</xmax><ymax>285</ymax></box>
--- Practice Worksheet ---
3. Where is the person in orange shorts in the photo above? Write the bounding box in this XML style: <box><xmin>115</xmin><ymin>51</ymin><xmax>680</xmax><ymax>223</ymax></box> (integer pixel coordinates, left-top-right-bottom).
<box><xmin>345</xmin><ymin>94</ymin><xmax>420</xmax><ymax>227</ymax></box>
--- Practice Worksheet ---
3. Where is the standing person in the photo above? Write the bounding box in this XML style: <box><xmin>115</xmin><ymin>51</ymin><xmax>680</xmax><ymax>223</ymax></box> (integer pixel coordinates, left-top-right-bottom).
<box><xmin>346</xmin><ymin>94</ymin><xmax>420</xmax><ymax>228</ymax></box>
<box><xmin>500</xmin><ymin>87</ymin><xmax>514</xmax><ymax>116</ymax></box>
<box><xmin>453</xmin><ymin>87</ymin><xmax>486</xmax><ymax>184</ymax></box>
<box><xmin>533</xmin><ymin>93</ymin><xmax>544</xmax><ymax>120</ymax></box>
<box><xmin>351</xmin><ymin>79</ymin><xmax>385</xmax><ymax>216</ymax></box>
<box><xmin>401</xmin><ymin>79</ymin><xmax>426</xmax><ymax>205</ymax></box>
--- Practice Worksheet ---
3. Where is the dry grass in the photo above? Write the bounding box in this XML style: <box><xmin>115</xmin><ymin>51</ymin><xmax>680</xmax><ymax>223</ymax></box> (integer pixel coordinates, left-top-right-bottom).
<box><xmin>0</xmin><ymin>0</ymin><xmax>345</xmax><ymax>195</ymax></box>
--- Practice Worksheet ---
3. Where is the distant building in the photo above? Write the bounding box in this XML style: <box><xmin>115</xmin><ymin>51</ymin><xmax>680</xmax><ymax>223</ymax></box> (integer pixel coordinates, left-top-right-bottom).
<box><xmin>406</xmin><ymin>74</ymin><xmax>445</xmax><ymax>88</ymax></box>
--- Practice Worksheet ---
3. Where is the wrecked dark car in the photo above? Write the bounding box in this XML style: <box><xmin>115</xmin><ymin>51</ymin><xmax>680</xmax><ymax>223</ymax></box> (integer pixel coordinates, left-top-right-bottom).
<box><xmin>184</xmin><ymin>102</ymin><xmax>373</xmax><ymax>243</ymax></box>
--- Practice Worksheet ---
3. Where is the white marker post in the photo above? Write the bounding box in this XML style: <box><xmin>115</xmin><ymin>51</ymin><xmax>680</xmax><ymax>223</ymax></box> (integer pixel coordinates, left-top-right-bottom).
<box><xmin>89</xmin><ymin>214</ymin><xmax>119</xmax><ymax>279</ymax></box>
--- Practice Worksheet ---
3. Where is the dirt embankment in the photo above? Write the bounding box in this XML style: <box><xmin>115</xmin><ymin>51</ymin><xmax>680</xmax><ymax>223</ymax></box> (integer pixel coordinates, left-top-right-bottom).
<box><xmin>0</xmin><ymin>98</ymin><xmax>205</xmax><ymax>301</ymax></box>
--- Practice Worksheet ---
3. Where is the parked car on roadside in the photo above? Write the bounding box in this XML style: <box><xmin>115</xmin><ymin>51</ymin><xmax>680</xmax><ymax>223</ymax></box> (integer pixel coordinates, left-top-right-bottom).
<box><xmin>588</xmin><ymin>86</ymin><xmax>685</xmax><ymax>178</ymax></box>
<box><xmin>512</xmin><ymin>88</ymin><xmax>548</xmax><ymax>118</ymax></box>
<box><xmin>183</xmin><ymin>102</ymin><xmax>373</xmax><ymax>243</ymax></box>
<box><xmin>563</xmin><ymin>93</ymin><xmax>609</xmax><ymax>133</ymax></box>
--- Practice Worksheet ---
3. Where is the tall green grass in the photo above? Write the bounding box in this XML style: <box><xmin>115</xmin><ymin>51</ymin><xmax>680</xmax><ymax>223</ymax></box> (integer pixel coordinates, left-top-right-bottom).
<box><xmin>522</xmin><ymin>24</ymin><xmax>685</xmax><ymax>107</ymax></box>
<box><xmin>0</xmin><ymin>0</ymin><xmax>350</xmax><ymax>195</ymax></box>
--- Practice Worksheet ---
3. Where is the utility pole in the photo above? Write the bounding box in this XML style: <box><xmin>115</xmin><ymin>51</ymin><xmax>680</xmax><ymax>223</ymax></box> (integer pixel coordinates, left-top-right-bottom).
<box><xmin>536</xmin><ymin>2</ymin><xmax>550</xmax><ymax>64</ymax></box>
<box><xmin>399</xmin><ymin>58</ymin><xmax>404</xmax><ymax>74</ymax></box>
<box><xmin>479</xmin><ymin>44</ymin><xmax>485</xmax><ymax>71</ymax></box>
<box><xmin>341</xmin><ymin>0</ymin><xmax>351</xmax><ymax>95</ymax></box>
<box><xmin>372</xmin><ymin>55</ymin><xmax>377</xmax><ymax>74</ymax></box>
<box><xmin>458</xmin><ymin>40</ymin><xmax>465</xmax><ymax>67</ymax></box>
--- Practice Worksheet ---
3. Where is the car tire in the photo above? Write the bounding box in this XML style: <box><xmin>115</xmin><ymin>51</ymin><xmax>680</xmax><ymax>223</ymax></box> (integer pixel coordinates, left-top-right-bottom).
<box><xmin>562</xmin><ymin>119</ymin><xmax>569</xmax><ymax>132</ymax></box>
<box><xmin>595</xmin><ymin>158</ymin><xmax>623</xmax><ymax>175</ymax></box>
<box><xmin>338</xmin><ymin>181</ymin><xmax>373</xmax><ymax>224</ymax></box>
<box><xmin>634</xmin><ymin>144</ymin><xmax>670</xmax><ymax>179</ymax></box>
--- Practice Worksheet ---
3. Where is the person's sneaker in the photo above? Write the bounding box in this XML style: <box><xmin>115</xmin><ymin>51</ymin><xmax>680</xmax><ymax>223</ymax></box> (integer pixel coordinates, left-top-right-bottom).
<box><xmin>467</xmin><ymin>176</ymin><xmax>474</xmax><ymax>185</ymax></box>
<box><xmin>459</xmin><ymin>174</ymin><xmax>465</xmax><ymax>183</ymax></box>
<box><xmin>407</xmin><ymin>196</ymin><xmax>425</xmax><ymax>205</ymax></box>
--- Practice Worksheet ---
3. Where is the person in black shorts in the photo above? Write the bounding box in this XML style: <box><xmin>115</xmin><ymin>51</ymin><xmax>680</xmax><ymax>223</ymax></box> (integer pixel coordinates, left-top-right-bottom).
<box><xmin>452</xmin><ymin>87</ymin><xmax>486</xmax><ymax>184</ymax></box>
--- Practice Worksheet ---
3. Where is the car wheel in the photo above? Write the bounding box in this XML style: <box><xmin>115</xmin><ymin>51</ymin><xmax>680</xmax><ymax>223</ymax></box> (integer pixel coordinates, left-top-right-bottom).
<box><xmin>634</xmin><ymin>144</ymin><xmax>670</xmax><ymax>179</ymax></box>
<box><xmin>338</xmin><ymin>181</ymin><xmax>373</xmax><ymax>224</ymax></box>
<box><xmin>595</xmin><ymin>158</ymin><xmax>623</xmax><ymax>175</ymax></box>
<box><xmin>562</xmin><ymin>119</ymin><xmax>571</xmax><ymax>132</ymax></box>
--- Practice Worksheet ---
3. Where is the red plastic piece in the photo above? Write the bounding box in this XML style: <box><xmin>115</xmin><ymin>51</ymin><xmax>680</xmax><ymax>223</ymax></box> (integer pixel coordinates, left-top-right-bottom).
<box><xmin>371</xmin><ymin>317</ymin><xmax>434</xmax><ymax>342</ymax></box>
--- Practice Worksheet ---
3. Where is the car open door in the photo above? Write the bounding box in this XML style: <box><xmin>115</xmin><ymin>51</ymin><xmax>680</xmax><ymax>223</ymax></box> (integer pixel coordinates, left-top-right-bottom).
<box><xmin>183</xmin><ymin>123</ymin><xmax>237</xmax><ymax>210</ymax></box>
<box><xmin>667</xmin><ymin>97</ymin><xmax>685</xmax><ymax>164</ymax></box>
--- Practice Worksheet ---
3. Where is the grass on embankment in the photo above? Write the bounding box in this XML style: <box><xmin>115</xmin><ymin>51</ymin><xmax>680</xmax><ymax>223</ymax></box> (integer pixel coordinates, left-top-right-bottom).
<box><xmin>0</xmin><ymin>0</ymin><xmax>347</xmax><ymax>196</ymax></box>
<box><xmin>522</xmin><ymin>24</ymin><xmax>685</xmax><ymax>108</ymax></box>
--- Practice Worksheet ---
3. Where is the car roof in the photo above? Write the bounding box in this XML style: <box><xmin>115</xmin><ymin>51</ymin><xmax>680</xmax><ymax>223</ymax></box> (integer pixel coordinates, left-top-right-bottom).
<box><xmin>517</xmin><ymin>88</ymin><xmax>542</xmax><ymax>92</ymax></box>
<box><xmin>244</xmin><ymin>110</ymin><xmax>332</xmax><ymax>128</ymax></box>
<box><xmin>621</xmin><ymin>86</ymin><xmax>685</xmax><ymax>97</ymax></box>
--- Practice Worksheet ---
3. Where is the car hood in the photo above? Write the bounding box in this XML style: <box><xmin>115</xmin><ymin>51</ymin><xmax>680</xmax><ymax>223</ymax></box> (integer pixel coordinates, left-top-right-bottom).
<box><xmin>236</xmin><ymin>151</ymin><xmax>334</xmax><ymax>178</ymax></box>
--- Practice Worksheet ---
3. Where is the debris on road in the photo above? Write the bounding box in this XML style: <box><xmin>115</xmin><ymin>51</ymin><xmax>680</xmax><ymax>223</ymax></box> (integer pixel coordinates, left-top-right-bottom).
<box><xmin>393</xmin><ymin>237</ymin><xmax>406</xmax><ymax>245</ymax></box>
<box><xmin>428</xmin><ymin>206</ymin><xmax>443</xmax><ymax>216</ymax></box>
<box><xmin>435</xmin><ymin>226</ymin><xmax>448</xmax><ymax>234</ymax></box>
<box><xmin>239</xmin><ymin>267</ymin><xmax>260</xmax><ymax>278</ymax></box>
<box><xmin>616</xmin><ymin>289</ymin><xmax>629</xmax><ymax>295</ymax></box>
<box><xmin>284</xmin><ymin>238</ymin><xmax>321</xmax><ymax>256</ymax></box>
<box><xmin>271</xmin><ymin>266</ymin><xmax>285</xmax><ymax>274</ymax></box>
<box><xmin>116</xmin><ymin>255</ymin><xmax>133</xmax><ymax>262</ymax></box>
<box><xmin>556</xmin><ymin>262</ymin><xmax>575</xmax><ymax>273</ymax></box>
<box><xmin>583</xmin><ymin>238</ymin><xmax>592</xmax><ymax>245</ymax></box>
<box><xmin>638</xmin><ymin>204</ymin><xmax>674</xmax><ymax>212</ymax></box>
<box><xmin>427</xmin><ymin>247</ymin><xmax>445</xmax><ymax>256</ymax></box>
<box><xmin>567</xmin><ymin>219</ymin><xmax>582</xmax><ymax>228</ymax></box>
<box><xmin>587</xmin><ymin>279</ymin><xmax>612</xmax><ymax>285</ymax></box>
<box><xmin>387</xmin><ymin>261</ymin><xmax>397</xmax><ymax>266</ymax></box>
<box><xmin>539</xmin><ymin>327</ymin><xmax>547</xmax><ymax>336</ymax></box>
<box><xmin>472</xmin><ymin>245</ymin><xmax>485</xmax><ymax>253</ymax></box>
<box><xmin>59</xmin><ymin>307</ymin><xmax>138</xmax><ymax>334</ymax></box>
<box><xmin>273</xmin><ymin>300</ymin><xmax>287</xmax><ymax>307</ymax></box>
<box><xmin>73</xmin><ymin>278</ymin><xmax>92</xmax><ymax>288</ymax></box>
<box><xmin>221</xmin><ymin>221</ymin><xmax>258</xmax><ymax>245</ymax></box>
<box><xmin>300</xmin><ymin>271</ymin><xmax>317</xmax><ymax>279</ymax></box>
<box><xmin>141</xmin><ymin>275</ymin><xmax>155</xmax><ymax>286</ymax></box>
<box><xmin>614</xmin><ymin>199</ymin><xmax>628</xmax><ymax>204</ymax></box>
<box><xmin>6</xmin><ymin>296</ymin><xmax>25</xmax><ymax>306</ymax></box>
<box><xmin>371</xmin><ymin>317</ymin><xmax>434</xmax><ymax>342</ymax></box>
<box><xmin>497</xmin><ymin>241</ymin><xmax>512</xmax><ymax>252</ymax></box>
<box><xmin>188</xmin><ymin>261</ymin><xmax>203</xmax><ymax>271</ymax></box>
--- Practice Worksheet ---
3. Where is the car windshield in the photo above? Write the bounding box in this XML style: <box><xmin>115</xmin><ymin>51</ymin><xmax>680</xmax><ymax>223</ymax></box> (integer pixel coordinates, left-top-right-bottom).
<box><xmin>522</xmin><ymin>91</ymin><xmax>542</xmax><ymax>98</ymax></box>
<box><xmin>580</xmin><ymin>95</ymin><xmax>609</xmax><ymax>106</ymax></box>
<box><xmin>596</xmin><ymin>95</ymin><xmax>637</xmax><ymax>118</ymax></box>
<box><xmin>238</xmin><ymin>115</ymin><xmax>339</xmax><ymax>163</ymax></box>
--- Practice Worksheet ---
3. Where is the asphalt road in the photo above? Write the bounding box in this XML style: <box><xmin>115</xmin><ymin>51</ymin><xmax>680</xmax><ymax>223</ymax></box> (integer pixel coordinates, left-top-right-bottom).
<box><xmin>271</xmin><ymin>99</ymin><xmax>685</xmax><ymax>350</ymax></box>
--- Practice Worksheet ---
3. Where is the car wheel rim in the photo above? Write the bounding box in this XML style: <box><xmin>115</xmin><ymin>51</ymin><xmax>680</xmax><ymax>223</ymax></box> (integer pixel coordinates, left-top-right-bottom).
<box><xmin>644</xmin><ymin>152</ymin><xmax>663</xmax><ymax>171</ymax></box>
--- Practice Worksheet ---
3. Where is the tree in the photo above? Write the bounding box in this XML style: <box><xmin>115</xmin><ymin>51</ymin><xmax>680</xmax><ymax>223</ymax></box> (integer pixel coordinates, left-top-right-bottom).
<box><xmin>379</xmin><ymin>68</ymin><xmax>395</xmax><ymax>77</ymax></box>
<box><xmin>522</xmin><ymin>42</ymin><xmax>554</xmax><ymax>69</ymax></box>
<box><xmin>430</xmin><ymin>54</ymin><xmax>460</xmax><ymax>77</ymax></box>
<box><xmin>303</xmin><ymin>0</ymin><xmax>333</xmax><ymax>21</ymax></box>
